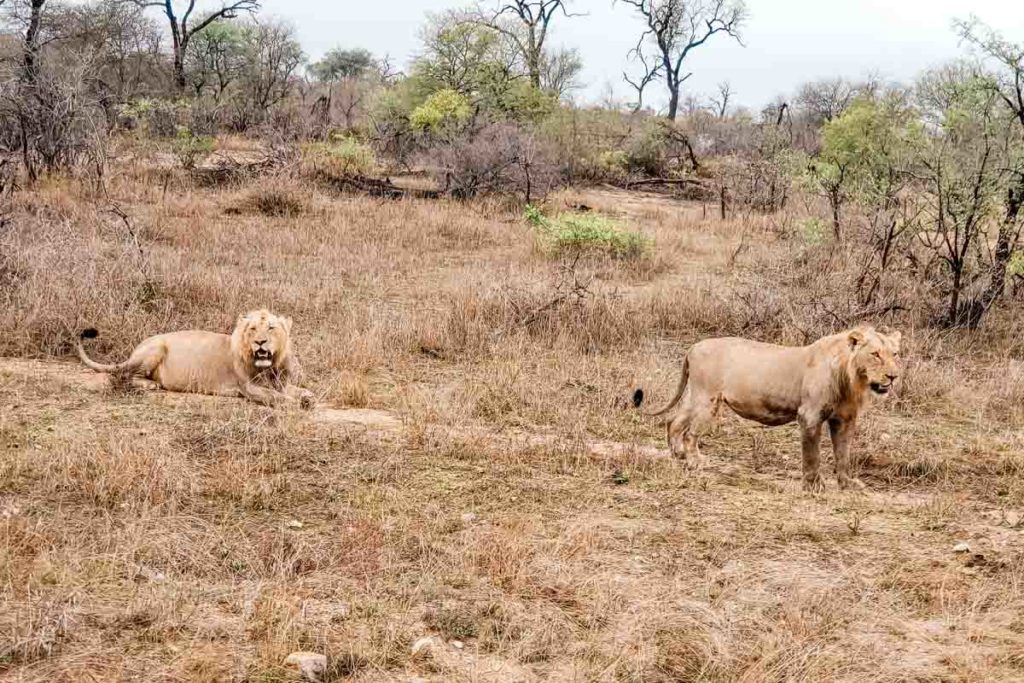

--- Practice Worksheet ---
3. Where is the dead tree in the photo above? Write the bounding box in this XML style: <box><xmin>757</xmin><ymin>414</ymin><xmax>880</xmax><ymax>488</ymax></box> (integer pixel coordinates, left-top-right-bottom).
<box><xmin>127</xmin><ymin>0</ymin><xmax>259</xmax><ymax>91</ymax></box>
<box><xmin>618</xmin><ymin>0</ymin><xmax>747</xmax><ymax>120</ymax></box>
<box><xmin>623</xmin><ymin>41</ymin><xmax>663</xmax><ymax>113</ymax></box>
<box><xmin>710</xmin><ymin>80</ymin><xmax>732</xmax><ymax>118</ymax></box>
<box><xmin>474</xmin><ymin>0</ymin><xmax>581</xmax><ymax>90</ymax></box>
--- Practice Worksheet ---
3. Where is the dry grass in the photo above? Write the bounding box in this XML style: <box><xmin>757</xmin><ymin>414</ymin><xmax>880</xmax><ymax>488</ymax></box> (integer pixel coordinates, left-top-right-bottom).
<box><xmin>1</xmin><ymin>153</ymin><xmax>1023</xmax><ymax>681</ymax></box>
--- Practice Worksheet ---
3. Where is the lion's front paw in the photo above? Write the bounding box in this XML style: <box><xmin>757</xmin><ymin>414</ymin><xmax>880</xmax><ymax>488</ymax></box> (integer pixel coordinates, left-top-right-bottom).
<box><xmin>802</xmin><ymin>473</ymin><xmax>826</xmax><ymax>493</ymax></box>
<box><xmin>839</xmin><ymin>476</ymin><xmax>867</xmax><ymax>492</ymax></box>
<box><xmin>681</xmin><ymin>455</ymin><xmax>706</xmax><ymax>472</ymax></box>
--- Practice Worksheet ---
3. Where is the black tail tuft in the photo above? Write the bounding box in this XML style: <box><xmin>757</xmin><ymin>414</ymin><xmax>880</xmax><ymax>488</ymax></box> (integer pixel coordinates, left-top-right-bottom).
<box><xmin>631</xmin><ymin>388</ymin><xmax>644</xmax><ymax>408</ymax></box>
<box><xmin>80</xmin><ymin>328</ymin><xmax>99</xmax><ymax>340</ymax></box>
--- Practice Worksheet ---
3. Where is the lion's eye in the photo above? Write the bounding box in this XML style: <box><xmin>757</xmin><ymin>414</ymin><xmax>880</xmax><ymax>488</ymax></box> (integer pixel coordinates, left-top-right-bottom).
<box><xmin>872</xmin><ymin>351</ymin><xmax>882</xmax><ymax>359</ymax></box>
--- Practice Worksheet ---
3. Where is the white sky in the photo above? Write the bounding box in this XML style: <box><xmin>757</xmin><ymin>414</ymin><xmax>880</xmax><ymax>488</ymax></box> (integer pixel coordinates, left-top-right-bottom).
<box><xmin>275</xmin><ymin>0</ymin><xmax>1024</xmax><ymax>112</ymax></box>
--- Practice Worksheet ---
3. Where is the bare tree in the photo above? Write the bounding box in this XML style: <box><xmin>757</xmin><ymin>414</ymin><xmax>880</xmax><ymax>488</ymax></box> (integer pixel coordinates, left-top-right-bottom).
<box><xmin>622</xmin><ymin>40</ymin><xmax>662</xmax><ymax>113</ymax></box>
<box><xmin>709</xmin><ymin>79</ymin><xmax>732</xmax><ymax>118</ymax></box>
<box><xmin>794</xmin><ymin>77</ymin><xmax>860</xmax><ymax>125</ymax></box>
<box><xmin>473</xmin><ymin>0</ymin><xmax>580</xmax><ymax>90</ymax></box>
<box><xmin>231</xmin><ymin>18</ymin><xmax>302</xmax><ymax>129</ymax></box>
<box><xmin>540</xmin><ymin>45</ymin><xmax>581</xmax><ymax>99</ymax></box>
<box><xmin>619</xmin><ymin>0</ymin><xmax>747</xmax><ymax>120</ymax></box>
<box><xmin>60</xmin><ymin>0</ymin><xmax>165</xmax><ymax>101</ymax></box>
<box><xmin>126</xmin><ymin>0</ymin><xmax>259</xmax><ymax>92</ymax></box>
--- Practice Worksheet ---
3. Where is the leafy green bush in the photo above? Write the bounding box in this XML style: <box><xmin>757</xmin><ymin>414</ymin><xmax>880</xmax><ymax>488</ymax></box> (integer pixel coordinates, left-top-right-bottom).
<box><xmin>1009</xmin><ymin>251</ymin><xmax>1024</xmax><ymax>277</ymax></box>
<box><xmin>796</xmin><ymin>217</ymin><xmax>829</xmax><ymax>246</ymax></box>
<box><xmin>173</xmin><ymin>127</ymin><xmax>216</xmax><ymax>170</ymax></box>
<box><xmin>410</xmin><ymin>89</ymin><xmax>472</xmax><ymax>134</ymax></box>
<box><xmin>597</xmin><ymin>150</ymin><xmax>630</xmax><ymax>180</ymax></box>
<box><xmin>623</xmin><ymin>120</ymin><xmax>672</xmax><ymax>176</ymax></box>
<box><xmin>526</xmin><ymin>205</ymin><xmax>652</xmax><ymax>259</ymax></box>
<box><xmin>304</xmin><ymin>136</ymin><xmax>377</xmax><ymax>176</ymax></box>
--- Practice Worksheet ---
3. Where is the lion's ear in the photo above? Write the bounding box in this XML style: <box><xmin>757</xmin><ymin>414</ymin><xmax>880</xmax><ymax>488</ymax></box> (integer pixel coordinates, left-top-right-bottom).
<box><xmin>888</xmin><ymin>330</ymin><xmax>902</xmax><ymax>350</ymax></box>
<box><xmin>284</xmin><ymin>317</ymin><xmax>293</xmax><ymax>332</ymax></box>
<box><xmin>848</xmin><ymin>329</ymin><xmax>865</xmax><ymax>349</ymax></box>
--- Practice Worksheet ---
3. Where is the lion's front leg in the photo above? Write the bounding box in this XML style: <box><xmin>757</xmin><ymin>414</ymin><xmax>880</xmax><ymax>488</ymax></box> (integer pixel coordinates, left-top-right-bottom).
<box><xmin>284</xmin><ymin>384</ymin><xmax>316</xmax><ymax>410</ymax></box>
<box><xmin>829</xmin><ymin>418</ymin><xmax>865</xmax><ymax>491</ymax></box>
<box><xmin>798</xmin><ymin>412</ymin><xmax>825</xmax><ymax>492</ymax></box>
<box><xmin>236</xmin><ymin>381</ymin><xmax>295</xmax><ymax>408</ymax></box>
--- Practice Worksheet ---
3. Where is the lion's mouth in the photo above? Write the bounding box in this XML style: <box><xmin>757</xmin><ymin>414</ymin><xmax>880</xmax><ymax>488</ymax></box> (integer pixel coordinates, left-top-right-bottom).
<box><xmin>253</xmin><ymin>349</ymin><xmax>273</xmax><ymax>368</ymax></box>
<box><xmin>870</xmin><ymin>382</ymin><xmax>891</xmax><ymax>395</ymax></box>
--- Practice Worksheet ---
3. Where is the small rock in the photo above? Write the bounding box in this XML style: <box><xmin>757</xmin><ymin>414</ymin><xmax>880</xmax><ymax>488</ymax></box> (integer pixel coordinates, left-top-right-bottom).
<box><xmin>460</xmin><ymin>512</ymin><xmax>477</xmax><ymax>524</ymax></box>
<box><xmin>283</xmin><ymin>651</ymin><xmax>327</xmax><ymax>682</ymax></box>
<box><xmin>132</xmin><ymin>564</ymin><xmax>167</xmax><ymax>583</ymax></box>
<box><xmin>286</xmin><ymin>519</ymin><xmax>304</xmax><ymax>530</ymax></box>
<box><xmin>451</xmin><ymin>640</ymin><xmax>464</xmax><ymax>650</ymax></box>
<box><xmin>411</xmin><ymin>636</ymin><xmax>436</xmax><ymax>657</ymax></box>
<box><xmin>953</xmin><ymin>542</ymin><xmax>971</xmax><ymax>554</ymax></box>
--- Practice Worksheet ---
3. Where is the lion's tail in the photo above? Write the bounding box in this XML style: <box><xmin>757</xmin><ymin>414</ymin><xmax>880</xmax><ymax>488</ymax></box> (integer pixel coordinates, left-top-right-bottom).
<box><xmin>77</xmin><ymin>328</ymin><xmax>123</xmax><ymax>373</ymax></box>
<box><xmin>643</xmin><ymin>354</ymin><xmax>690</xmax><ymax>417</ymax></box>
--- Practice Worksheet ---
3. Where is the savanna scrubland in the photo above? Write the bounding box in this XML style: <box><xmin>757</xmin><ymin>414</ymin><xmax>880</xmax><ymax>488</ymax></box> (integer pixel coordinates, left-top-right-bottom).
<box><xmin>1</xmin><ymin>0</ymin><xmax>1023</xmax><ymax>680</ymax></box>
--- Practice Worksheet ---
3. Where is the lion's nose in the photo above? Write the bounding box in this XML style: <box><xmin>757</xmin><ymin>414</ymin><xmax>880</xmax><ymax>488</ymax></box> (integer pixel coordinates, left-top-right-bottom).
<box><xmin>886</xmin><ymin>373</ymin><xmax>897</xmax><ymax>381</ymax></box>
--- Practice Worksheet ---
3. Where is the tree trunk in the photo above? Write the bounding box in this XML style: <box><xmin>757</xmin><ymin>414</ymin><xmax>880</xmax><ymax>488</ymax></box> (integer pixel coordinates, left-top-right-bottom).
<box><xmin>830</xmin><ymin>191</ymin><xmax>842</xmax><ymax>241</ymax></box>
<box><xmin>526</xmin><ymin>25</ymin><xmax>541</xmax><ymax>89</ymax></box>
<box><xmin>172</xmin><ymin>47</ymin><xmax>187</xmax><ymax>92</ymax></box>
<box><xmin>22</xmin><ymin>0</ymin><xmax>45</xmax><ymax>84</ymax></box>
<box><xmin>964</xmin><ymin>180</ymin><xmax>1024</xmax><ymax>328</ymax></box>
<box><xmin>947</xmin><ymin>265</ymin><xmax>963</xmax><ymax>328</ymax></box>
<box><xmin>164</xmin><ymin>2</ymin><xmax>187</xmax><ymax>93</ymax></box>
<box><xmin>666</xmin><ymin>87</ymin><xmax>679</xmax><ymax>121</ymax></box>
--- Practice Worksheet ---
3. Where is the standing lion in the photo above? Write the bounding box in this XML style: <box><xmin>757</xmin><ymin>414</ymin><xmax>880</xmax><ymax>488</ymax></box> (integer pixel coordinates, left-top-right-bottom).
<box><xmin>77</xmin><ymin>309</ymin><xmax>315</xmax><ymax>409</ymax></box>
<box><xmin>638</xmin><ymin>325</ymin><xmax>902</xmax><ymax>491</ymax></box>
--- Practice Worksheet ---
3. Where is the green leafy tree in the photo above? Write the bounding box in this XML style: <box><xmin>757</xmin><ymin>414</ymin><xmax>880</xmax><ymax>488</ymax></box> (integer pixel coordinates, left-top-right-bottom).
<box><xmin>310</xmin><ymin>48</ymin><xmax>373</xmax><ymax>82</ymax></box>
<box><xmin>915</xmin><ymin>63</ymin><xmax>1021</xmax><ymax>327</ymax></box>
<box><xmin>126</xmin><ymin>0</ymin><xmax>259</xmax><ymax>92</ymax></box>
<box><xmin>185</xmin><ymin>21</ymin><xmax>245</xmax><ymax>100</ymax></box>
<box><xmin>808</xmin><ymin>94</ymin><xmax>921</xmax><ymax>242</ymax></box>
<box><xmin>953</xmin><ymin>17</ymin><xmax>1024</xmax><ymax>324</ymax></box>
<box><xmin>309</xmin><ymin>48</ymin><xmax>375</xmax><ymax>130</ymax></box>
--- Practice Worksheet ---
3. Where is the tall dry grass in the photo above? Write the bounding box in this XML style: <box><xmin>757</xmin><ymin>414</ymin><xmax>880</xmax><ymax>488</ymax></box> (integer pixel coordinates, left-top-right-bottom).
<box><xmin>1</xmin><ymin>155</ymin><xmax>1023</xmax><ymax>681</ymax></box>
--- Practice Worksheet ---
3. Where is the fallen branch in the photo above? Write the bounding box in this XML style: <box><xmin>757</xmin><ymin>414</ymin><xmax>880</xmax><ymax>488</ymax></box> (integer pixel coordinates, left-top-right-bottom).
<box><xmin>624</xmin><ymin>177</ymin><xmax>709</xmax><ymax>189</ymax></box>
<box><xmin>314</xmin><ymin>171</ymin><xmax>442</xmax><ymax>200</ymax></box>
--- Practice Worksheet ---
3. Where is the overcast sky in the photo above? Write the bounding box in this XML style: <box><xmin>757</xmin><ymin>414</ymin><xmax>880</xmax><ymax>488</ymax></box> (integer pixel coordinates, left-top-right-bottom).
<box><xmin>277</xmin><ymin>0</ymin><xmax>1024</xmax><ymax>112</ymax></box>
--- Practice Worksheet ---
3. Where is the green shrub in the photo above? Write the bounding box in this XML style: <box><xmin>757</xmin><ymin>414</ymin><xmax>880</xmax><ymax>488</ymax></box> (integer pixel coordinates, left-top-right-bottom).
<box><xmin>796</xmin><ymin>217</ymin><xmax>829</xmax><ymax>246</ymax></box>
<box><xmin>623</xmin><ymin>120</ymin><xmax>671</xmax><ymax>176</ymax></box>
<box><xmin>526</xmin><ymin>204</ymin><xmax>652</xmax><ymax>259</ymax></box>
<box><xmin>304</xmin><ymin>136</ymin><xmax>377</xmax><ymax>176</ymax></box>
<box><xmin>597</xmin><ymin>150</ymin><xmax>630</xmax><ymax>180</ymax></box>
<box><xmin>1009</xmin><ymin>251</ymin><xmax>1024</xmax><ymax>277</ymax></box>
<box><xmin>410</xmin><ymin>89</ymin><xmax>472</xmax><ymax>133</ymax></box>
<box><xmin>173</xmin><ymin>127</ymin><xmax>216</xmax><ymax>170</ymax></box>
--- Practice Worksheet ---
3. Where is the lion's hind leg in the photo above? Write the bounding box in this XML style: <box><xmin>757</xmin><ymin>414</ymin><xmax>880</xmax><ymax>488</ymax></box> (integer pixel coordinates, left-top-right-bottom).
<box><xmin>667</xmin><ymin>390</ymin><xmax>715</xmax><ymax>469</ymax></box>
<box><xmin>107</xmin><ymin>340</ymin><xmax>167</xmax><ymax>388</ymax></box>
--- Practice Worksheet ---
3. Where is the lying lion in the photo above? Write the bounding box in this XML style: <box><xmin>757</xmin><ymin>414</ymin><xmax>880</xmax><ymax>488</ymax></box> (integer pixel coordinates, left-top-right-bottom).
<box><xmin>639</xmin><ymin>325</ymin><xmax>902</xmax><ymax>491</ymax></box>
<box><xmin>78</xmin><ymin>309</ymin><xmax>315</xmax><ymax>409</ymax></box>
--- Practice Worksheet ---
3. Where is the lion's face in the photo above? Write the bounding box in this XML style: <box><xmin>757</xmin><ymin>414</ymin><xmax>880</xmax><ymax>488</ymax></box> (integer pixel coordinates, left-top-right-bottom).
<box><xmin>233</xmin><ymin>310</ymin><xmax>292</xmax><ymax>370</ymax></box>
<box><xmin>848</xmin><ymin>327</ymin><xmax>902</xmax><ymax>395</ymax></box>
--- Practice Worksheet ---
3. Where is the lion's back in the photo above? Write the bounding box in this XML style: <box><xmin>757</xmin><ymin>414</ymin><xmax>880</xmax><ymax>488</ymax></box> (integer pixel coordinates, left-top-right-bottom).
<box><xmin>152</xmin><ymin>331</ymin><xmax>236</xmax><ymax>393</ymax></box>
